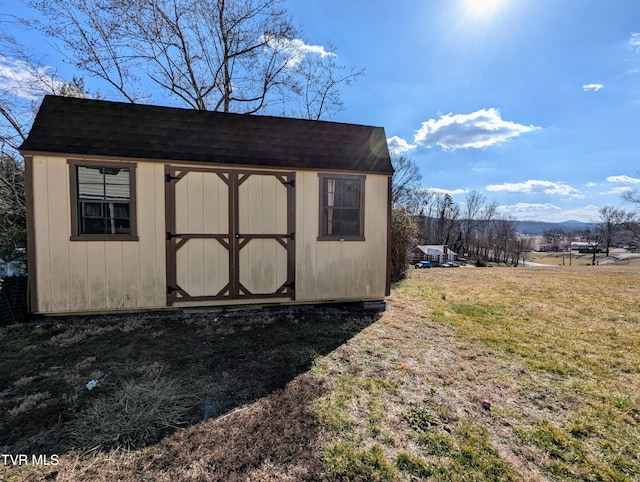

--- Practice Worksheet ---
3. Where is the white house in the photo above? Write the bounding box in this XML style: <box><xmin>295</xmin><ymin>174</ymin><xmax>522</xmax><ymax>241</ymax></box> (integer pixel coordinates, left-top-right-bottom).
<box><xmin>411</xmin><ymin>245</ymin><xmax>457</xmax><ymax>265</ymax></box>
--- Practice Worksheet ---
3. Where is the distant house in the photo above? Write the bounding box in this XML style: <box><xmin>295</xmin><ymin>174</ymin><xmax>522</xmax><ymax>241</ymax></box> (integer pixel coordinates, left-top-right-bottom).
<box><xmin>571</xmin><ymin>242</ymin><xmax>601</xmax><ymax>253</ymax></box>
<box><xmin>20</xmin><ymin>96</ymin><xmax>393</xmax><ymax>315</ymax></box>
<box><xmin>411</xmin><ymin>245</ymin><xmax>457</xmax><ymax>265</ymax></box>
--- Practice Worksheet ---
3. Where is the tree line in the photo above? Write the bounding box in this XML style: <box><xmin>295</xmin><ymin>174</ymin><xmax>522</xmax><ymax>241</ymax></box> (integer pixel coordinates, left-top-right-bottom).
<box><xmin>390</xmin><ymin>155</ymin><xmax>640</xmax><ymax>280</ymax></box>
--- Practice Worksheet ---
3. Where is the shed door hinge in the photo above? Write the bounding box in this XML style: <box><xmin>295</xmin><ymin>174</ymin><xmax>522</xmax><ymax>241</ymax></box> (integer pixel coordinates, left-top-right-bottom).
<box><xmin>281</xmin><ymin>179</ymin><xmax>295</xmax><ymax>188</ymax></box>
<box><xmin>165</xmin><ymin>173</ymin><xmax>181</xmax><ymax>182</ymax></box>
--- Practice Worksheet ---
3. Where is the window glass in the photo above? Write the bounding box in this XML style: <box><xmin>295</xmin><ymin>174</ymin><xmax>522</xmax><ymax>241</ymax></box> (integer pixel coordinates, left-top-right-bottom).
<box><xmin>76</xmin><ymin>165</ymin><xmax>131</xmax><ymax>235</ymax></box>
<box><xmin>321</xmin><ymin>176</ymin><xmax>363</xmax><ymax>238</ymax></box>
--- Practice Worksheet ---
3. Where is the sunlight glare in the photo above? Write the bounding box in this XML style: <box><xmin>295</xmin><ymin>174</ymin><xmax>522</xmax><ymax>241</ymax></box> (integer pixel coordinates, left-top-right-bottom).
<box><xmin>465</xmin><ymin>0</ymin><xmax>506</xmax><ymax>17</ymax></box>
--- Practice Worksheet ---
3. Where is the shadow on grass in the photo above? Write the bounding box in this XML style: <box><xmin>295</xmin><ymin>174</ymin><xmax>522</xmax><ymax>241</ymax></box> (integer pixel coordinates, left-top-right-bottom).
<box><xmin>0</xmin><ymin>304</ymin><xmax>381</xmax><ymax>463</ymax></box>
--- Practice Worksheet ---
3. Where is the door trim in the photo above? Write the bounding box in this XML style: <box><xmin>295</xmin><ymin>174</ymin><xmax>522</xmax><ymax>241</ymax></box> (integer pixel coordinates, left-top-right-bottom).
<box><xmin>165</xmin><ymin>165</ymin><xmax>295</xmax><ymax>305</ymax></box>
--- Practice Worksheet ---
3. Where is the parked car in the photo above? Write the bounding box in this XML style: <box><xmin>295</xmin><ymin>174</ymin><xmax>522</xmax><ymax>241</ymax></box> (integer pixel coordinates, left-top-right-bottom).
<box><xmin>414</xmin><ymin>261</ymin><xmax>432</xmax><ymax>269</ymax></box>
<box><xmin>440</xmin><ymin>262</ymin><xmax>459</xmax><ymax>268</ymax></box>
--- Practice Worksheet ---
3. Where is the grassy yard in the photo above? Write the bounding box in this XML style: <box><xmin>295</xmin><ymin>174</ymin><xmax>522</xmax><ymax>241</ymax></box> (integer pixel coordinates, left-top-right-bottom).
<box><xmin>2</xmin><ymin>263</ymin><xmax>639</xmax><ymax>481</ymax></box>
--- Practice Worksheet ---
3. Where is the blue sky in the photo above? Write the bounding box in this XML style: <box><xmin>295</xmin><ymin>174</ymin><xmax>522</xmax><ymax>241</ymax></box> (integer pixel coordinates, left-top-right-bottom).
<box><xmin>283</xmin><ymin>0</ymin><xmax>640</xmax><ymax>222</ymax></box>
<box><xmin>3</xmin><ymin>0</ymin><xmax>640</xmax><ymax>222</ymax></box>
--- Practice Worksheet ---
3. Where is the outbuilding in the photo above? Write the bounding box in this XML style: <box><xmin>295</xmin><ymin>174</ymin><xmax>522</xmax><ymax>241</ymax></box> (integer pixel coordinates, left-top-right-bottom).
<box><xmin>20</xmin><ymin>96</ymin><xmax>393</xmax><ymax>315</ymax></box>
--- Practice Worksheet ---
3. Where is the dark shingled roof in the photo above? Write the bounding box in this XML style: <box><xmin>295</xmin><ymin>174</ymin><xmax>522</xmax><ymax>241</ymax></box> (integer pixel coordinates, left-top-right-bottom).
<box><xmin>20</xmin><ymin>95</ymin><xmax>393</xmax><ymax>174</ymax></box>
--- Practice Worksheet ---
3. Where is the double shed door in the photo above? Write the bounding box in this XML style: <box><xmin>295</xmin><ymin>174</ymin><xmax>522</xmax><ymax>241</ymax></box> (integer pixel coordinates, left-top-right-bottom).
<box><xmin>165</xmin><ymin>165</ymin><xmax>295</xmax><ymax>305</ymax></box>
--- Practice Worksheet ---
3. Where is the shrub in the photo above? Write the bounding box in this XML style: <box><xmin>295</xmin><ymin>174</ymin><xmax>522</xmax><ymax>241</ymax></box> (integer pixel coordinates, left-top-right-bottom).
<box><xmin>391</xmin><ymin>207</ymin><xmax>417</xmax><ymax>282</ymax></box>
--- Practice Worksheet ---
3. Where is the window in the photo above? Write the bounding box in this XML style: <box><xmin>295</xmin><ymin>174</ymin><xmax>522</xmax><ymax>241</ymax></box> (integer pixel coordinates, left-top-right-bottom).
<box><xmin>69</xmin><ymin>161</ymin><xmax>138</xmax><ymax>241</ymax></box>
<box><xmin>318</xmin><ymin>174</ymin><xmax>365</xmax><ymax>240</ymax></box>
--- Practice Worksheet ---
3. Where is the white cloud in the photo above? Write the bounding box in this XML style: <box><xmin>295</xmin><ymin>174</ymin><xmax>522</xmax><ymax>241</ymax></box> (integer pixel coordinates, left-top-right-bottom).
<box><xmin>0</xmin><ymin>56</ymin><xmax>64</xmax><ymax>101</ymax></box>
<box><xmin>413</xmin><ymin>108</ymin><xmax>540</xmax><ymax>150</ymax></box>
<box><xmin>497</xmin><ymin>203</ymin><xmax>599</xmax><ymax>223</ymax></box>
<box><xmin>585</xmin><ymin>182</ymin><xmax>597</xmax><ymax>187</ymax></box>
<box><xmin>387</xmin><ymin>136</ymin><xmax>416</xmax><ymax>155</ymax></box>
<box><xmin>263</xmin><ymin>36</ymin><xmax>334</xmax><ymax>68</ymax></box>
<box><xmin>606</xmin><ymin>175</ymin><xmax>640</xmax><ymax>184</ymax></box>
<box><xmin>601</xmin><ymin>186</ymin><xmax>633</xmax><ymax>195</ymax></box>
<box><xmin>582</xmin><ymin>83</ymin><xmax>604</xmax><ymax>92</ymax></box>
<box><xmin>425</xmin><ymin>187</ymin><xmax>469</xmax><ymax>196</ymax></box>
<box><xmin>631</xmin><ymin>32</ymin><xmax>640</xmax><ymax>53</ymax></box>
<box><xmin>486</xmin><ymin>180</ymin><xmax>582</xmax><ymax>197</ymax></box>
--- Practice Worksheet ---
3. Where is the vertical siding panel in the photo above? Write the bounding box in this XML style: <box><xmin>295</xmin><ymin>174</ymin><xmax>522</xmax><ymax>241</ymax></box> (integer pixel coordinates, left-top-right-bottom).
<box><xmin>296</xmin><ymin>171</ymin><xmax>318</xmax><ymax>301</ymax></box>
<box><xmin>174</xmin><ymin>173</ymin><xmax>189</xmax><ymax>234</ymax></box>
<box><xmin>202</xmin><ymin>172</ymin><xmax>221</xmax><ymax>234</ymax></box>
<box><xmin>122</xmin><ymin>242</ymin><xmax>140</xmax><ymax>308</ymax></box>
<box><xmin>47</xmin><ymin>158</ymin><xmax>71</xmax><ymax>312</ymax></box>
<box><xmin>138</xmin><ymin>162</ymin><xmax>157</xmax><ymax>308</ymax></box>
<box><xmin>188</xmin><ymin>172</ymin><xmax>205</xmax><ymax>295</ymax></box>
<box><xmin>86</xmin><ymin>242</ymin><xmax>107</xmax><ymax>310</ymax></box>
<box><xmin>137</xmin><ymin>163</ymin><xmax>165</xmax><ymax>309</ymax></box>
<box><xmin>68</xmin><ymin>242</ymin><xmax>88</xmax><ymax>310</ymax></box>
<box><xmin>105</xmin><ymin>242</ymin><xmax>124</xmax><ymax>309</ymax></box>
<box><xmin>32</xmin><ymin>157</ymin><xmax>51</xmax><ymax>312</ymax></box>
<box><xmin>274</xmin><ymin>176</ymin><xmax>287</xmax><ymax>234</ymax></box>
<box><xmin>155</xmin><ymin>164</ymin><xmax>167</xmax><ymax>307</ymax></box>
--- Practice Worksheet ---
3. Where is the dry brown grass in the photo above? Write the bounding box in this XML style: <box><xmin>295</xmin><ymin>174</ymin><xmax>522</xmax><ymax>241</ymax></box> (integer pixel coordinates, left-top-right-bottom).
<box><xmin>2</xmin><ymin>264</ymin><xmax>639</xmax><ymax>480</ymax></box>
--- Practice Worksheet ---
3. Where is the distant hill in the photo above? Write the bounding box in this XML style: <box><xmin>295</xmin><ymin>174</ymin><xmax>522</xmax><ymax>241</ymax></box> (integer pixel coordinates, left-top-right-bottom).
<box><xmin>516</xmin><ymin>220</ymin><xmax>595</xmax><ymax>235</ymax></box>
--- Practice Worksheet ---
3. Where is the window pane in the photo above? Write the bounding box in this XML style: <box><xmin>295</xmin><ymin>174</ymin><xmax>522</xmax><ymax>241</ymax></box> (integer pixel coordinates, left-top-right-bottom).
<box><xmin>83</xmin><ymin>217</ymin><xmax>107</xmax><ymax>234</ymax></box>
<box><xmin>114</xmin><ymin>219</ymin><xmax>130</xmax><ymax>234</ymax></box>
<box><xmin>334</xmin><ymin>208</ymin><xmax>359</xmax><ymax>236</ymax></box>
<box><xmin>112</xmin><ymin>203</ymin><xmax>130</xmax><ymax>219</ymax></box>
<box><xmin>82</xmin><ymin>202</ymin><xmax>103</xmax><ymax>217</ymax></box>
<box><xmin>321</xmin><ymin>177</ymin><xmax>362</xmax><ymax>237</ymax></box>
<box><xmin>77</xmin><ymin>166</ymin><xmax>105</xmax><ymax>199</ymax></box>
<box><xmin>105</xmin><ymin>169</ymin><xmax>130</xmax><ymax>200</ymax></box>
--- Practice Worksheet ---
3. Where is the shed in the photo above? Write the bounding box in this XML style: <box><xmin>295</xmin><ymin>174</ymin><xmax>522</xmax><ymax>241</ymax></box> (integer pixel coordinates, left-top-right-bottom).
<box><xmin>20</xmin><ymin>96</ymin><xmax>393</xmax><ymax>315</ymax></box>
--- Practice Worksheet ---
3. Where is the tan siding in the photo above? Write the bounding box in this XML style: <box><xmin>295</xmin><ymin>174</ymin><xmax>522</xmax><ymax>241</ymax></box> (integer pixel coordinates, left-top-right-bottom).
<box><xmin>138</xmin><ymin>164</ymin><xmax>166</xmax><ymax>308</ymax></box>
<box><xmin>173</xmin><ymin>170</ymin><xmax>229</xmax><ymax>298</ymax></box>
<box><xmin>295</xmin><ymin>171</ymin><xmax>389</xmax><ymax>301</ymax></box>
<box><xmin>236</xmin><ymin>174</ymin><xmax>289</xmax><ymax>295</ymax></box>
<box><xmin>31</xmin><ymin>156</ymin><xmax>166</xmax><ymax>314</ymax></box>
<box><xmin>86</xmin><ymin>242</ymin><xmax>107</xmax><ymax>309</ymax></box>
<box><xmin>238</xmin><ymin>239</ymin><xmax>287</xmax><ymax>294</ymax></box>
<box><xmin>122</xmin><ymin>241</ymin><xmax>141</xmax><ymax>308</ymax></box>
<box><xmin>46</xmin><ymin>158</ymin><xmax>71</xmax><ymax>312</ymax></box>
<box><xmin>32</xmin><ymin>157</ymin><xmax>51</xmax><ymax>312</ymax></box>
<box><xmin>238</xmin><ymin>174</ymin><xmax>287</xmax><ymax>234</ymax></box>
<box><xmin>68</xmin><ymin>242</ymin><xmax>88</xmax><ymax>311</ymax></box>
<box><xmin>30</xmin><ymin>155</ymin><xmax>388</xmax><ymax>314</ymax></box>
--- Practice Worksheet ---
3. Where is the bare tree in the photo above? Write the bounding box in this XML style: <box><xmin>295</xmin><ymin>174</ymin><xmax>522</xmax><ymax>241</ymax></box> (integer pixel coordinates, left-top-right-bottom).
<box><xmin>621</xmin><ymin>189</ymin><xmax>640</xmax><ymax>247</ymax></box>
<box><xmin>493</xmin><ymin>216</ymin><xmax>517</xmax><ymax>264</ymax></box>
<box><xmin>597</xmin><ymin>206</ymin><xmax>627</xmax><ymax>256</ymax></box>
<box><xmin>24</xmin><ymin>0</ymin><xmax>361</xmax><ymax>117</ymax></box>
<box><xmin>390</xmin><ymin>154</ymin><xmax>421</xmax><ymax>207</ymax></box>
<box><xmin>623</xmin><ymin>189</ymin><xmax>640</xmax><ymax>206</ymax></box>
<box><xmin>1</xmin><ymin>26</ymin><xmax>91</xmax><ymax>152</ymax></box>
<box><xmin>0</xmin><ymin>153</ymin><xmax>26</xmax><ymax>262</ymax></box>
<box><xmin>433</xmin><ymin>193</ymin><xmax>459</xmax><ymax>245</ymax></box>
<box><xmin>0</xmin><ymin>25</ymin><xmax>95</xmax><ymax>262</ymax></box>
<box><xmin>457</xmin><ymin>190</ymin><xmax>485</xmax><ymax>257</ymax></box>
<box><xmin>290</xmin><ymin>43</ymin><xmax>364</xmax><ymax>120</ymax></box>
